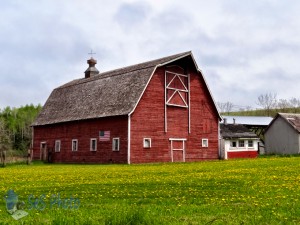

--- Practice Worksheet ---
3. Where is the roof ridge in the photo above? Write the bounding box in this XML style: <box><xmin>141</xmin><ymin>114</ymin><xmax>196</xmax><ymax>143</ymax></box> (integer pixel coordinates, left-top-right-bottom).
<box><xmin>100</xmin><ymin>51</ymin><xmax>191</xmax><ymax>76</ymax></box>
<box><xmin>57</xmin><ymin>51</ymin><xmax>191</xmax><ymax>89</ymax></box>
<box><xmin>58</xmin><ymin>64</ymin><xmax>155</xmax><ymax>90</ymax></box>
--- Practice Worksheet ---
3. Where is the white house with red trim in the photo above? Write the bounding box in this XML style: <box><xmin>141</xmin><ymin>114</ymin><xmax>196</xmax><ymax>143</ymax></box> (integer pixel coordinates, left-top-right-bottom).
<box><xmin>220</xmin><ymin>122</ymin><xmax>260</xmax><ymax>159</ymax></box>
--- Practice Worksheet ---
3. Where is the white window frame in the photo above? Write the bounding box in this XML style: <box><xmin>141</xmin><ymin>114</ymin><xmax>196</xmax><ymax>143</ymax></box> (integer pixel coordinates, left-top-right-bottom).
<box><xmin>238</xmin><ymin>140</ymin><xmax>245</xmax><ymax>147</ymax></box>
<box><xmin>55</xmin><ymin>140</ymin><xmax>61</xmax><ymax>152</ymax></box>
<box><xmin>143</xmin><ymin>138</ymin><xmax>151</xmax><ymax>148</ymax></box>
<box><xmin>202</xmin><ymin>139</ymin><xmax>209</xmax><ymax>148</ymax></box>
<box><xmin>72</xmin><ymin>139</ymin><xmax>78</xmax><ymax>152</ymax></box>
<box><xmin>112</xmin><ymin>138</ymin><xmax>120</xmax><ymax>151</ymax></box>
<box><xmin>90</xmin><ymin>138</ymin><xmax>97</xmax><ymax>151</ymax></box>
<box><xmin>248</xmin><ymin>140</ymin><xmax>254</xmax><ymax>148</ymax></box>
<box><xmin>230</xmin><ymin>140</ymin><xmax>237</xmax><ymax>148</ymax></box>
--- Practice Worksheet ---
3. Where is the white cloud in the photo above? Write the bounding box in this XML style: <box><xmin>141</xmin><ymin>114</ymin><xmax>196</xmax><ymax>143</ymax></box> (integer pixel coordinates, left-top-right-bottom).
<box><xmin>0</xmin><ymin>0</ymin><xmax>300</xmax><ymax>109</ymax></box>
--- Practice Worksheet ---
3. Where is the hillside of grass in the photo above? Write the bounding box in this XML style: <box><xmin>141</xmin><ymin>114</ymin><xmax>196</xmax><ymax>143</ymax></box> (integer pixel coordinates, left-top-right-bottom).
<box><xmin>222</xmin><ymin>107</ymin><xmax>300</xmax><ymax>117</ymax></box>
<box><xmin>1</xmin><ymin>157</ymin><xmax>300</xmax><ymax>224</ymax></box>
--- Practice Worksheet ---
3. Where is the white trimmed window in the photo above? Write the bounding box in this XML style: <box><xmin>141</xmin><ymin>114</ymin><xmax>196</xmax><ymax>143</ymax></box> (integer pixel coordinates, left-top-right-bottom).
<box><xmin>202</xmin><ymin>139</ymin><xmax>208</xmax><ymax>148</ymax></box>
<box><xmin>143</xmin><ymin>138</ymin><xmax>151</xmax><ymax>148</ymax></box>
<box><xmin>231</xmin><ymin>141</ymin><xmax>237</xmax><ymax>147</ymax></box>
<box><xmin>55</xmin><ymin>140</ymin><xmax>61</xmax><ymax>152</ymax></box>
<box><xmin>90</xmin><ymin>138</ymin><xmax>97</xmax><ymax>151</ymax></box>
<box><xmin>72</xmin><ymin>139</ymin><xmax>78</xmax><ymax>152</ymax></box>
<box><xmin>239</xmin><ymin>140</ymin><xmax>245</xmax><ymax>147</ymax></box>
<box><xmin>248</xmin><ymin>140</ymin><xmax>253</xmax><ymax>148</ymax></box>
<box><xmin>112</xmin><ymin>138</ymin><xmax>120</xmax><ymax>151</ymax></box>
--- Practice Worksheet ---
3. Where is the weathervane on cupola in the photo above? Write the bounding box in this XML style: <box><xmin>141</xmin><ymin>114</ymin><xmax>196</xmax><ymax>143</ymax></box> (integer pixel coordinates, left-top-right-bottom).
<box><xmin>84</xmin><ymin>50</ymin><xmax>100</xmax><ymax>78</ymax></box>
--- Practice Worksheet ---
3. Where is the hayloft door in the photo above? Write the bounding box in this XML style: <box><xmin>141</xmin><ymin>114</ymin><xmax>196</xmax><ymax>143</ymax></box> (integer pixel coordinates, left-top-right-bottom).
<box><xmin>40</xmin><ymin>142</ymin><xmax>47</xmax><ymax>161</ymax></box>
<box><xmin>169</xmin><ymin>138</ymin><xmax>186</xmax><ymax>162</ymax></box>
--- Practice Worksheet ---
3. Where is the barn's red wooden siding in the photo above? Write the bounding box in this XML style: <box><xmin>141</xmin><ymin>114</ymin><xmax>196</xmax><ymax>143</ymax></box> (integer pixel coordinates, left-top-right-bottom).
<box><xmin>33</xmin><ymin>116</ymin><xmax>128</xmax><ymax>163</ymax></box>
<box><xmin>227</xmin><ymin>151</ymin><xmax>258</xmax><ymax>159</ymax></box>
<box><xmin>130</xmin><ymin>65</ymin><xmax>219</xmax><ymax>163</ymax></box>
<box><xmin>33</xmin><ymin>56</ymin><xmax>220</xmax><ymax>164</ymax></box>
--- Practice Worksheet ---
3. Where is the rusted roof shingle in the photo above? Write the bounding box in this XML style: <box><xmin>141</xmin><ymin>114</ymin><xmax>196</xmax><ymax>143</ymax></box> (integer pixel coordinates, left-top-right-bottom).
<box><xmin>277</xmin><ymin>113</ymin><xmax>300</xmax><ymax>133</ymax></box>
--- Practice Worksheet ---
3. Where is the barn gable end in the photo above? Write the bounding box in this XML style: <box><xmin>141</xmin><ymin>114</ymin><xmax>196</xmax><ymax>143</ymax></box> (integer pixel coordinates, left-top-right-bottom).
<box><xmin>265</xmin><ymin>113</ymin><xmax>300</xmax><ymax>154</ymax></box>
<box><xmin>129</xmin><ymin>56</ymin><xmax>220</xmax><ymax>163</ymax></box>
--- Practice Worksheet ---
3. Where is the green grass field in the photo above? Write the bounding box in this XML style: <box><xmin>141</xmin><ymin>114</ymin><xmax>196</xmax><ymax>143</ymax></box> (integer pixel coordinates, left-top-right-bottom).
<box><xmin>1</xmin><ymin>157</ymin><xmax>300</xmax><ymax>224</ymax></box>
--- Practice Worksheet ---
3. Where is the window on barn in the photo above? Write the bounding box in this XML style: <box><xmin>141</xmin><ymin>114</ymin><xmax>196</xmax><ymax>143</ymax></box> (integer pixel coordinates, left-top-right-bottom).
<box><xmin>231</xmin><ymin>141</ymin><xmax>237</xmax><ymax>147</ymax></box>
<box><xmin>112</xmin><ymin>138</ymin><xmax>120</xmax><ymax>151</ymax></box>
<box><xmin>55</xmin><ymin>140</ymin><xmax>61</xmax><ymax>152</ymax></box>
<box><xmin>239</xmin><ymin>140</ymin><xmax>245</xmax><ymax>147</ymax></box>
<box><xmin>248</xmin><ymin>140</ymin><xmax>253</xmax><ymax>148</ymax></box>
<box><xmin>90</xmin><ymin>138</ymin><xmax>97</xmax><ymax>151</ymax></box>
<box><xmin>143</xmin><ymin>138</ymin><xmax>151</xmax><ymax>148</ymax></box>
<box><xmin>202</xmin><ymin>139</ymin><xmax>208</xmax><ymax>148</ymax></box>
<box><xmin>72</xmin><ymin>139</ymin><xmax>78</xmax><ymax>152</ymax></box>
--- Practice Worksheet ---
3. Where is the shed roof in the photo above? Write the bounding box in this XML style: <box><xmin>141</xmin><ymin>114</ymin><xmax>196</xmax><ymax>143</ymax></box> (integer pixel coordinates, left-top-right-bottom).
<box><xmin>33</xmin><ymin>51</ymin><xmax>220</xmax><ymax>126</ymax></box>
<box><xmin>220</xmin><ymin>123</ymin><xmax>259</xmax><ymax>139</ymax></box>
<box><xmin>267</xmin><ymin>113</ymin><xmax>300</xmax><ymax>133</ymax></box>
<box><xmin>222</xmin><ymin>116</ymin><xmax>273</xmax><ymax>126</ymax></box>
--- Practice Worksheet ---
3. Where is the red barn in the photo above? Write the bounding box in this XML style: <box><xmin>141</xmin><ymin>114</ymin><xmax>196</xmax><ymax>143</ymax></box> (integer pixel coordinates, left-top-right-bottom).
<box><xmin>32</xmin><ymin>51</ymin><xmax>221</xmax><ymax>164</ymax></box>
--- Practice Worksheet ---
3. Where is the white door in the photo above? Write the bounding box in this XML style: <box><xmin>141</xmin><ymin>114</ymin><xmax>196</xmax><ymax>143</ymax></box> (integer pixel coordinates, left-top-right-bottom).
<box><xmin>169</xmin><ymin>138</ymin><xmax>186</xmax><ymax>162</ymax></box>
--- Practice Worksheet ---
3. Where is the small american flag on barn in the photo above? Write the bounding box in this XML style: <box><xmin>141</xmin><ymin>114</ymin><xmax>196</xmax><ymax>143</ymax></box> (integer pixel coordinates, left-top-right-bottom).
<box><xmin>99</xmin><ymin>131</ymin><xmax>110</xmax><ymax>141</ymax></box>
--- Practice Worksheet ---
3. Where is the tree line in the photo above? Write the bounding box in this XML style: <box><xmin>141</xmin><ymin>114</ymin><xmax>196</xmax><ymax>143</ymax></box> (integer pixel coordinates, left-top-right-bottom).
<box><xmin>0</xmin><ymin>93</ymin><xmax>299</xmax><ymax>154</ymax></box>
<box><xmin>0</xmin><ymin>104</ymin><xmax>42</xmax><ymax>154</ymax></box>
<box><xmin>218</xmin><ymin>93</ymin><xmax>300</xmax><ymax>117</ymax></box>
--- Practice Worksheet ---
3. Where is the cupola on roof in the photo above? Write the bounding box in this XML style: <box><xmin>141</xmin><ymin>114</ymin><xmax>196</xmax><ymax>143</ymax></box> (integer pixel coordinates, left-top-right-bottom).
<box><xmin>84</xmin><ymin>57</ymin><xmax>99</xmax><ymax>78</ymax></box>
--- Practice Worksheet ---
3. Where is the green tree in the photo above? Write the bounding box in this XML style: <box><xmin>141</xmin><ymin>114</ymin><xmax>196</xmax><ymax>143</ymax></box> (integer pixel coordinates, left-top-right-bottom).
<box><xmin>0</xmin><ymin>118</ymin><xmax>11</xmax><ymax>166</ymax></box>
<box><xmin>0</xmin><ymin>104</ymin><xmax>42</xmax><ymax>153</ymax></box>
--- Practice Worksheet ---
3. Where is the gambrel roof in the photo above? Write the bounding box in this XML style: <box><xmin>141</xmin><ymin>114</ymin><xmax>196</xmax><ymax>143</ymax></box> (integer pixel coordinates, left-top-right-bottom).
<box><xmin>266</xmin><ymin>113</ymin><xmax>300</xmax><ymax>133</ymax></box>
<box><xmin>33</xmin><ymin>51</ymin><xmax>220</xmax><ymax>126</ymax></box>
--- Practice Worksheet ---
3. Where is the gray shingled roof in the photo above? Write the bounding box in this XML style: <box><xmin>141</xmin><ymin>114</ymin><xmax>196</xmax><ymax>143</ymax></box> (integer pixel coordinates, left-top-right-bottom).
<box><xmin>33</xmin><ymin>51</ymin><xmax>196</xmax><ymax>126</ymax></box>
<box><xmin>274</xmin><ymin>113</ymin><xmax>300</xmax><ymax>133</ymax></box>
<box><xmin>220</xmin><ymin>123</ymin><xmax>258</xmax><ymax>139</ymax></box>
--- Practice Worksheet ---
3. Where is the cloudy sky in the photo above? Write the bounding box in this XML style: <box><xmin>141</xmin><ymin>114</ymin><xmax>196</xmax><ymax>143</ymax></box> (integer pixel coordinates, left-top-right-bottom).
<box><xmin>1</xmin><ymin>0</ymin><xmax>299</xmax><ymax>110</ymax></box>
